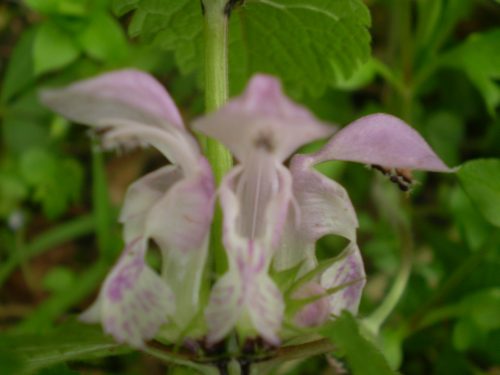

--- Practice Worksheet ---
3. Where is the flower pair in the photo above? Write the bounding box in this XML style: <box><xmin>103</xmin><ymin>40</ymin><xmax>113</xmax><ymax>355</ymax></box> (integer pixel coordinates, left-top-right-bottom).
<box><xmin>41</xmin><ymin>70</ymin><xmax>451</xmax><ymax>348</ymax></box>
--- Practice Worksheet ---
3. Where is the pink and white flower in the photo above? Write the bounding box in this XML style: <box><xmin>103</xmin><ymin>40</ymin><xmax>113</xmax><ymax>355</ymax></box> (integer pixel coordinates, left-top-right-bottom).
<box><xmin>41</xmin><ymin>70</ymin><xmax>452</xmax><ymax>349</ymax></box>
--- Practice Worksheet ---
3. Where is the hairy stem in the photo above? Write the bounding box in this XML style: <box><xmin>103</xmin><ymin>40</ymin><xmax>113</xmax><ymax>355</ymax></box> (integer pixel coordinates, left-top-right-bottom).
<box><xmin>203</xmin><ymin>0</ymin><xmax>233</xmax><ymax>276</ymax></box>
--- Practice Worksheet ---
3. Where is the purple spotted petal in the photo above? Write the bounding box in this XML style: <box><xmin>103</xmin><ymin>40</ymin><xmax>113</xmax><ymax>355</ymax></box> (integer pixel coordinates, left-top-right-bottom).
<box><xmin>193</xmin><ymin>74</ymin><xmax>334</xmax><ymax>163</ymax></box>
<box><xmin>205</xmin><ymin>272</ymin><xmax>242</xmax><ymax>345</ymax></box>
<box><xmin>40</xmin><ymin>69</ymin><xmax>184</xmax><ymax>130</ymax></box>
<box><xmin>81</xmin><ymin>238</ymin><xmax>175</xmax><ymax>348</ymax></box>
<box><xmin>321</xmin><ymin>243</ymin><xmax>366</xmax><ymax>316</ymax></box>
<box><xmin>205</xmin><ymin>268</ymin><xmax>284</xmax><ymax>346</ymax></box>
<box><xmin>313</xmin><ymin>113</ymin><xmax>453</xmax><ymax>172</ymax></box>
<box><xmin>247</xmin><ymin>273</ymin><xmax>284</xmax><ymax>346</ymax></box>
<box><xmin>292</xmin><ymin>282</ymin><xmax>330</xmax><ymax>328</ymax></box>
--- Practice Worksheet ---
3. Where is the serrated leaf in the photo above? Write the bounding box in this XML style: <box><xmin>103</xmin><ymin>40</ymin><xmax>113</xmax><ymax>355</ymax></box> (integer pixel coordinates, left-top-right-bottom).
<box><xmin>34</xmin><ymin>22</ymin><xmax>81</xmax><ymax>76</ymax></box>
<box><xmin>457</xmin><ymin>159</ymin><xmax>500</xmax><ymax>227</ymax></box>
<box><xmin>322</xmin><ymin>312</ymin><xmax>398</xmax><ymax>375</ymax></box>
<box><xmin>128</xmin><ymin>0</ymin><xmax>371</xmax><ymax>97</ymax></box>
<box><xmin>440</xmin><ymin>29</ymin><xmax>500</xmax><ymax>115</ymax></box>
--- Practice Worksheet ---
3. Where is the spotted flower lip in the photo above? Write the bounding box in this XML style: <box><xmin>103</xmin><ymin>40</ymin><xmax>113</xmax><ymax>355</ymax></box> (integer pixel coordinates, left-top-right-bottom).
<box><xmin>41</xmin><ymin>70</ymin><xmax>453</xmax><ymax>349</ymax></box>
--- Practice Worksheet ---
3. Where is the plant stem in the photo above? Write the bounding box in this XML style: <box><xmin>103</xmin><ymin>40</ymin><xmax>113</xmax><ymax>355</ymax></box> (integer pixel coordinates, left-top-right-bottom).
<box><xmin>203</xmin><ymin>0</ymin><xmax>233</xmax><ymax>181</ymax></box>
<box><xmin>364</xmin><ymin>216</ymin><xmax>413</xmax><ymax>336</ymax></box>
<box><xmin>203</xmin><ymin>0</ymin><xmax>233</xmax><ymax>276</ymax></box>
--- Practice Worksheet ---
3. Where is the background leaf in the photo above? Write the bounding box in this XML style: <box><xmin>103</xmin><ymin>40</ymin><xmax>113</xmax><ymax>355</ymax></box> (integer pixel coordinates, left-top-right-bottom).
<box><xmin>322</xmin><ymin>313</ymin><xmax>398</xmax><ymax>375</ymax></box>
<box><xmin>128</xmin><ymin>0</ymin><xmax>371</xmax><ymax>96</ymax></box>
<box><xmin>440</xmin><ymin>29</ymin><xmax>500</xmax><ymax>115</ymax></box>
<box><xmin>33</xmin><ymin>22</ymin><xmax>81</xmax><ymax>76</ymax></box>
<box><xmin>457</xmin><ymin>159</ymin><xmax>500</xmax><ymax>227</ymax></box>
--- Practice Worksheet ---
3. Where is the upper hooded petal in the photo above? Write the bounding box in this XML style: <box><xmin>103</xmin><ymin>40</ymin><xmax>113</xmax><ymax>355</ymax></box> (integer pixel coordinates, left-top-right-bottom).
<box><xmin>193</xmin><ymin>74</ymin><xmax>334</xmax><ymax>163</ymax></box>
<box><xmin>41</xmin><ymin>70</ymin><xmax>201</xmax><ymax>173</ymax></box>
<box><xmin>40</xmin><ymin>69</ymin><xmax>184</xmax><ymax>130</ymax></box>
<box><xmin>312</xmin><ymin>113</ymin><xmax>453</xmax><ymax>172</ymax></box>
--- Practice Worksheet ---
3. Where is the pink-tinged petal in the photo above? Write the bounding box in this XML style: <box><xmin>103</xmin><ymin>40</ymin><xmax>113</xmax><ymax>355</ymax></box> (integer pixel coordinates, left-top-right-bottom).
<box><xmin>146</xmin><ymin>157</ymin><xmax>215</xmax><ymax>254</ymax></box>
<box><xmin>81</xmin><ymin>238</ymin><xmax>175</xmax><ymax>348</ymax></box>
<box><xmin>219</xmin><ymin>164</ymin><xmax>291</xmax><ymax>258</ymax></box>
<box><xmin>247</xmin><ymin>274</ymin><xmax>284</xmax><ymax>346</ymax></box>
<box><xmin>120</xmin><ymin>165</ymin><xmax>182</xmax><ymax>243</ymax></box>
<box><xmin>312</xmin><ymin>113</ymin><xmax>453</xmax><ymax>172</ymax></box>
<box><xmin>290</xmin><ymin>155</ymin><xmax>358</xmax><ymax>242</ymax></box>
<box><xmin>205</xmin><ymin>272</ymin><xmax>242</xmax><ymax>345</ymax></box>
<box><xmin>273</xmin><ymin>155</ymin><xmax>358</xmax><ymax>272</ymax></box>
<box><xmin>193</xmin><ymin>74</ymin><xmax>334</xmax><ymax>163</ymax></box>
<box><xmin>161</xmin><ymin>236</ymin><xmax>210</xmax><ymax>330</ymax></box>
<box><xmin>321</xmin><ymin>243</ymin><xmax>366</xmax><ymax>316</ymax></box>
<box><xmin>292</xmin><ymin>282</ymin><xmax>330</xmax><ymax>328</ymax></box>
<box><xmin>40</xmin><ymin>69</ymin><xmax>183</xmax><ymax>130</ymax></box>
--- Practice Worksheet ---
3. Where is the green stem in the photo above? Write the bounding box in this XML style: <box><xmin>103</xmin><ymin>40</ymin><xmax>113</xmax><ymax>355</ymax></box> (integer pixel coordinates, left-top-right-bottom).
<box><xmin>203</xmin><ymin>0</ymin><xmax>233</xmax><ymax>276</ymax></box>
<box><xmin>364</xmin><ymin>221</ymin><xmax>413</xmax><ymax>336</ymax></box>
<box><xmin>0</xmin><ymin>215</ymin><xmax>95</xmax><ymax>287</ymax></box>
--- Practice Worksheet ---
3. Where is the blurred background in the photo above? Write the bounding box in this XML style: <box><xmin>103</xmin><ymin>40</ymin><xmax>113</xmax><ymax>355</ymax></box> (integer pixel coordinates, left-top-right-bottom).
<box><xmin>0</xmin><ymin>0</ymin><xmax>499</xmax><ymax>374</ymax></box>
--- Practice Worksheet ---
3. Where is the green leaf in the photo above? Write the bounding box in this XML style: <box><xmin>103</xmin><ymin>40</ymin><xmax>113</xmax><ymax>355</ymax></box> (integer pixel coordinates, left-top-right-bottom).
<box><xmin>20</xmin><ymin>149</ymin><xmax>83</xmax><ymax>219</ymax></box>
<box><xmin>425</xmin><ymin>111</ymin><xmax>464</xmax><ymax>166</ymax></box>
<box><xmin>0</xmin><ymin>169</ymin><xmax>28</xmax><ymax>218</ymax></box>
<box><xmin>322</xmin><ymin>313</ymin><xmax>398</xmax><ymax>375</ymax></box>
<box><xmin>1</xmin><ymin>28</ymin><xmax>36</xmax><ymax>103</ymax></box>
<box><xmin>33</xmin><ymin>22</ymin><xmax>80</xmax><ymax>76</ymax></box>
<box><xmin>79</xmin><ymin>13</ymin><xmax>129</xmax><ymax>62</ymax></box>
<box><xmin>111</xmin><ymin>0</ymin><xmax>139</xmax><ymax>16</ymax></box>
<box><xmin>0</xmin><ymin>349</ymin><xmax>26</xmax><ymax>374</ymax></box>
<box><xmin>440</xmin><ymin>29</ymin><xmax>500</xmax><ymax>115</ymax></box>
<box><xmin>0</xmin><ymin>320</ymin><xmax>129</xmax><ymax>371</ymax></box>
<box><xmin>453</xmin><ymin>288</ymin><xmax>500</xmax><ymax>351</ymax></box>
<box><xmin>129</xmin><ymin>0</ymin><xmax>371</xmax><ymax>97</ymax></box>
<box><xmin>2</xmin><ymin>91</ymin><xmax>52</xmax><ymax>154</ymax></box>
<box><xmin>37</xmin><ymin>363</ymin><xmax>80</xmax><ymax>375</ymax></box>
<box><xmin>449</xmin><ymin>186</ymin><xmax>491</xmax><ymax>251</ymax></box>
<box><xmin>457</xmin><ymin>159</ymin><xmax>500</xmax><ymax>227</ymax></box>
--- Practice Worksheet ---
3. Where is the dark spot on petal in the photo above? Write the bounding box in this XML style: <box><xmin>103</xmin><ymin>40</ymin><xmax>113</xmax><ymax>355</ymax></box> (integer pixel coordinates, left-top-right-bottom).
<box><xmin>253</xmin><ymin>131</ymin><xmax>275</xmax><ymax>152</ymax></box>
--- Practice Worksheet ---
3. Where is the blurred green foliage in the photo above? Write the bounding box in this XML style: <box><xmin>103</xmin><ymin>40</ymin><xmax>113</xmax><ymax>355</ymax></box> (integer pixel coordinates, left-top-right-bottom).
<box><xmin>0</xmin><ymin>0</ymin><xmax>499</xmax><ymax>374</ymax></box>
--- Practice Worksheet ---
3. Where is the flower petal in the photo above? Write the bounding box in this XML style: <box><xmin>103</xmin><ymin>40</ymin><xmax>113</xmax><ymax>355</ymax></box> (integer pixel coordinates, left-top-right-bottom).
<box><xmin>193</xmin><ymin>74</ymin><xmax>334</xmax><ymax>162</ymax></box>
<box><xmin>205</xmin><ymin>271</ymin><xmax>242</xmax><ymax>345</ymax></box>
<box><xmin>120</xmin><ymin>165</ymin><xmax>182</xmax><ymax>243</ymax></box>
<box><xmin>292</xmin><ymin>282</ymin><xmax>330</xmax><ymax>328</ymax></box>
<box><xmin>312</xmin><ymin>113</ymin><xmax>453</xmax><ymax>172</ymax></box>
<box><xmin>320</xmin><ymin>243</ymin><xmax>366</xmax><ymax>316</ymax></box>
<box><xmin>81</xmin><ymin>238</ymin><xmax>175</xmax><ymax>348</ymax></box>
<box><xmin>247</xmin><ymin>273</ymin><xmax>284</xmax><ymax>346</ymax></box>
<box><xmin>146</xmin><ymin>157</ymin><xmax>215</xmax><ymax>254</ymax></box>
<box><xmin>40</xmin><ymin>69</ymin><xmax>184</xmax><ymax>130</ymax></box>
<box><xmin>273</xmin><ymin>155</ymin><xmax>358</xmax><ymax>272</ymax></box>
